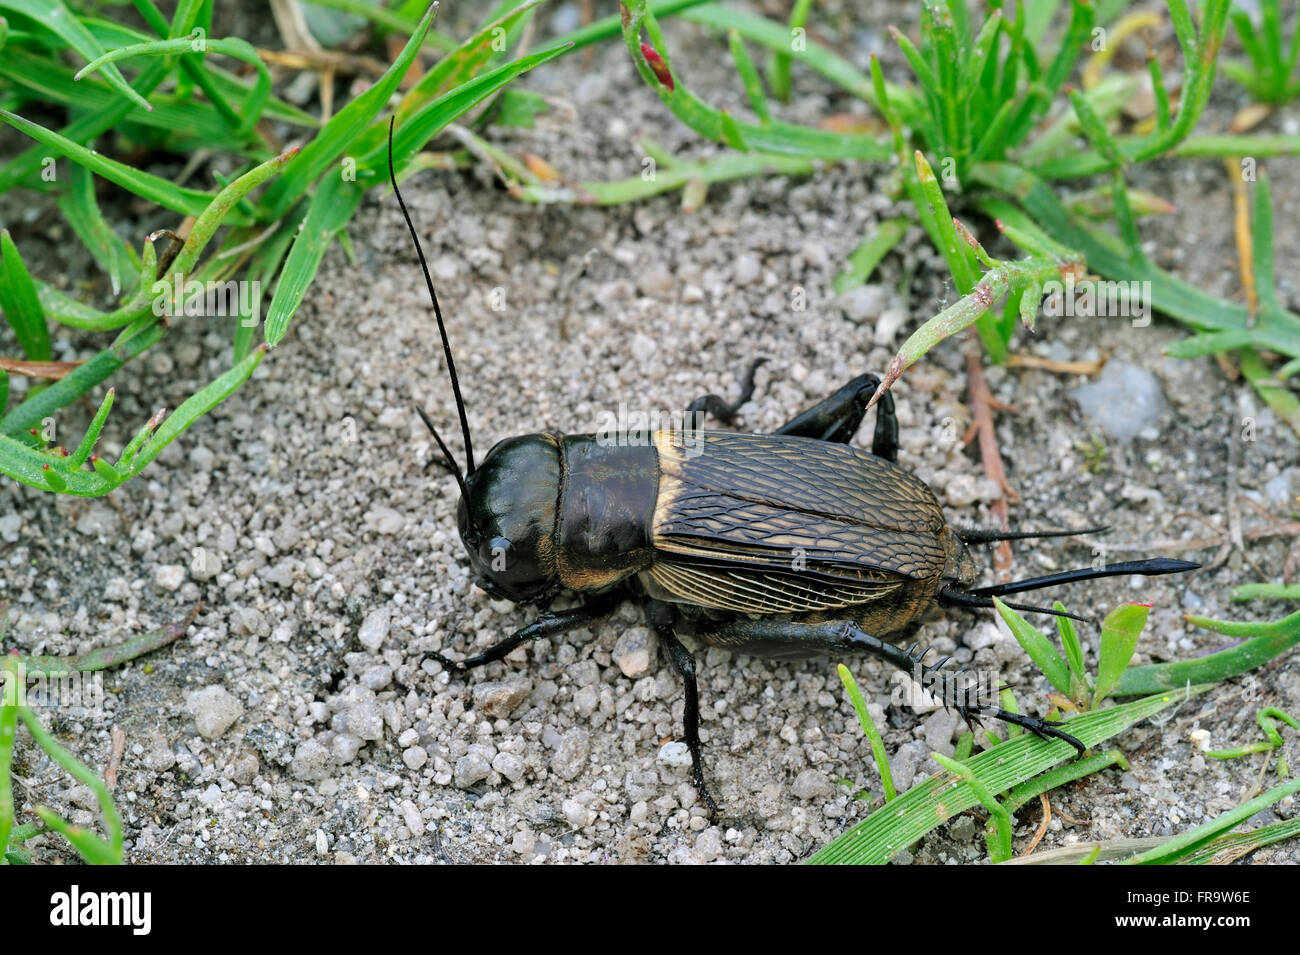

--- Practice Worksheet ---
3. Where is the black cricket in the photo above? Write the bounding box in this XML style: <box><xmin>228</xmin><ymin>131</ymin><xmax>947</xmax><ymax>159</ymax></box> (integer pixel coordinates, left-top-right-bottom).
<box><xmin>388</xmin><ymin>122</ymin><xmax>1197</xmax><ymax>810</ymax></box>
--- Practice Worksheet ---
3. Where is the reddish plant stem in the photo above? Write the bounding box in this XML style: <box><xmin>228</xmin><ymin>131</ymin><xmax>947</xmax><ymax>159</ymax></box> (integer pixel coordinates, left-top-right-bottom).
<box><xmin>965</xmin><ymin>340</ymin><xmax>1018</xmax><ymax>580</ymax></box>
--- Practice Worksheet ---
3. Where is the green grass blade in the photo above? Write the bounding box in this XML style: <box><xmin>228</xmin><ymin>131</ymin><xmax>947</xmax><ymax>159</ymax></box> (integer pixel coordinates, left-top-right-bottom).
<box><xmin>1054</xmin><ymin>601</ymin><xmax>1089</xmax><ymax>703</ymax></box>
<box><xmin>837</xmin><ymin>664</ymin><xmax>896</xmax><ymax>802</ymax></box>
<box><xmin>117</xmin><ymin>345</ymin><xmax>266</xmax><ymax>482</ymax></box>
<box><xmin>376</xmin><ymin>43</ymin><xmax>576</xmax><ymax>176</ymax></box>
<box><xmin>869</xmin><ymin>251</ymin><xmax>1077</xmax><ymax>399</ymax></box>
<box><xmin>684</xmin><ymin>4</ymin><xmax>914</xmax><ymax>114</ymax></box>
<box><xmin>74</xmin><ymin>35</ymin><xmax>271</xmax><ymax>137</ymax></box>
<box><xmin>809</xmin><ymin>689</ymin><xmax>1200</xmax><ymax>864</ymax></box>
<box><xmin>933</xmin><ymin>751</ymin><xmax>1013</xmax><ymax>862</ymax></box>
<box><xmin>263</xmin><ymin>176</ymin><xmax>365</xmax><ymax>348</ymax></box>
<box><xmin>1232</xmin><ymin>583</ymin><xmax>1300</xmax><ymax>602</ymax></box>
<box><xmin>1005</xmin><ymin>750</ymin><xmax>1128</xmax><ymax>812</ymax></box>
<box><xmin>0</xmin><ymin>319</ymin><xmax>165</xmax><ymax>439</ymax></box>
<box><xmin>21</xmin><ymin>608</ymin><xmax>196</xmax><ymax>677</ymax></box>
<box><xmin>833</xmin><ymin>217</ymin><xmax>910</xmax><ymax>294</ymax></box>
<box><xmin>260</xmin><ymin>1</ymin><xmax>437</xmax><ymax>217</ymax></box>
<box><xmin>0</xmin><ymin>56</ymin><xmax>169</xmax><ymax>193</ymax></box>
<box><xmin>0</xmin><ymin>0</ymin><xmax>150</xmax><ymax>111</ymax></box>
<box><xmin>158</xmin><ymin>147</ymin><xmax>298</xmax><ymax>293</ymax></box>
<box><xmin>1239</xmin><ymin>346</ymin><xmax>1300</xmax><ymax>435</ymax></box>
<box><xmin>913</xmin><ymin>151</ymin><xmax>977</xmax><ymax>290</ymax></box>
<box><xmin>0</xmin><ymin>229</ymin><xmax>52</xmax><ymax>361</ymax></box>
<box><xmin>1123</xmin><ymin>774</ymin><xmax>1300</xmax><ymax>865</ymax></box>
<box><xmin>728</xmin><ymin>29</ymin><xmax>770</xmax><ymax>123</ymax></box>
<box><xmin>301</xmin><ymin>0</ymin><xmax>457</xmax><ymax>50</ymax></box>
<box><xmin>233</xmin><ymin>209</ymin><xmax>302</xmax><ymax>361</ymax></box>
<box><xmin>1114</xmin><ymin>609</ymin><xmax>1300</xmax><ymax>695</ymax></box>
<box><xmin>625</xmin><ymin>1</ymin><xmax>890</xmax><ymax>160</ymax></box>
<box><xmin>1182</xmin><ymin>816</ymin><xmax>1300</xmax><ymax>864</ymax></box>
<box><xmin>516</xmin><ymin>146</ymin><xmax>815</xmax><ymax>206</ymax></box>
<box><xmin>1252</xmin><ymin>172</ymin><xmax>1277</xmax><ymax>310</ymax></box>
<box><xmin>31</xmin><ymin>808</ymin><xmax>120</xmax><ymax>864</ymax></box>
<box><xmin>19</xmin><ymin>707</ymin><xmax>122</xmax><ymax>861</ymax></box>
<box><xmin>1093</xmin><ymin>602</ymin><xmax>1149</xmax><ymax>705</ymax></box>
<box><xmin>67</xmin><ymin>387</ymin><xmax>114</xmax><ymax>468</ymax></box>
<box><xmin>0</xmin><ymin>108</ymin><xmax>231</xmax><ymax>221</ymax></box>
<box><xmin>995</xmin><ymin>598</ymin><xmax>1071</xmax><ymax>695</ymax></box>
<box><xmin>768</xmin><ymin>0</ymin><xmax>812</xmax><ymax>102</ymax></box>
<box><xmin>401</xmin><ymin>0</ymin><xmax>545</xmax><ymax>105</ymax></box>
<box><xmin>0</xmin><ymin>659</ymin><xmax>17</xmax><ymax>862</ymax></box>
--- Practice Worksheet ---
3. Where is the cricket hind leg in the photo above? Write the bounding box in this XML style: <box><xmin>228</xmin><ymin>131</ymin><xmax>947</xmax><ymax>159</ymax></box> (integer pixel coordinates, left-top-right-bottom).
<box><xmin>644</xmin><ymin>599</ymin><xmax>717</xmax><ymax>813</ymax></box>
<box><xmin>430</xmin><ymin>592</ymin><xmax>621</xmax><ymax>672</ymax></box>
<box><xmin>697</xmin><ymin>616</ymin><xmax>1085</xmax><ymax>758</ymax></box>
<box><xmin>772</xmin><ymin>373</ymin><xmax>898</xmax><ymax>462</ymax></box>
<box><xmin>684</xmin><ymin>357</ymin><xmax>767</xmax><ymax>427</ymax></box>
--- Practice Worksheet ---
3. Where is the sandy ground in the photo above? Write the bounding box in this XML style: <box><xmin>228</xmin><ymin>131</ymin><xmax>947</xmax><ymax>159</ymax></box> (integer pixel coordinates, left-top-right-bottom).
<box><xmin>1</xmin><ymin>2</ymin><xmax>1297</xmax><ymax>864</ymax></box>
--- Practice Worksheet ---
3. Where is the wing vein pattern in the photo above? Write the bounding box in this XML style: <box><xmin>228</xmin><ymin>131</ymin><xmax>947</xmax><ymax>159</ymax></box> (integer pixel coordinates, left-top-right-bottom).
<box><xmin>648</xmin><ymin>431</ymin><xmax>949</xmax><ymax>614</ymax></box>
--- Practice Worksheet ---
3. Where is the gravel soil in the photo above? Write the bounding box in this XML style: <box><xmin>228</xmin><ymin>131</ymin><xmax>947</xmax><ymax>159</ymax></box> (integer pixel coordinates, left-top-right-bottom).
<box><xmin>1</xmin><ymin>2</ymin><xmax>1297</xmax><ymax>864</ymax></box>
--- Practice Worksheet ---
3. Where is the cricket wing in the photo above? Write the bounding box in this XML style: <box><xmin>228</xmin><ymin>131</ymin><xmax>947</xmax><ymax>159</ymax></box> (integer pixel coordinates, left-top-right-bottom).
<box><xmin>647</xmin><ymin>430</ymin><xmax>950</xmax><ymax>614</ymax></box>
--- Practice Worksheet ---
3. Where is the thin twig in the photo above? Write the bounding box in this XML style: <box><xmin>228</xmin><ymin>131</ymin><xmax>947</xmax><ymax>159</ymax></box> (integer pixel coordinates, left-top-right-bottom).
<box><xmin>1021</xmin><ymin>792</ymin><xmax>1052</xmax><ymax>856</ymax></box>
<box><xmin>965</xmin><ymin>341</ymin><xmax>1017</xmax><ymax>579</ymax></box>
<box><xmin>1006</xmin><ymin>353</ymin><xmax>1109</xmax><ymax>376</ymax></box>
<box><xmin>104</xmin><ymin>726</ymin><xmax>126</xmax><ymax>792</ymax></box>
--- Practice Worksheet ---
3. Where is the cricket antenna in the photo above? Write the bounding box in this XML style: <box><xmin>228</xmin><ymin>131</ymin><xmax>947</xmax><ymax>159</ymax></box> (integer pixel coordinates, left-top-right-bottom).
<box><xmin>416</xmin><ymin>407</ymin><xmax>473</xmax><ymax>516</ymax></box>
<box><xmin>388</xmin><ymin>116</ymin><xmax>477</xmax><ymax>476</ymax></box>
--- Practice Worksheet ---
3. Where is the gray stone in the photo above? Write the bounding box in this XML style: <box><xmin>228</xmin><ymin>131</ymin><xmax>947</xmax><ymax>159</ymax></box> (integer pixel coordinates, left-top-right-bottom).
<box><xmin>290</xmin><ymin>738</ymin><xmax>335</xmax><ymax>781</ymax></box>
<box><xmin>625</xmin><ymin>770</ymin><xmax>659</xmax><ymax>802</ymax></box>
<box><xmin>551</xmin><ymin>728</ymin><xmax>590</xmax><ymax>781</ymax></box>
<box><xmin>403</xmin><ymin>746</ymin><xmax>429</xmax><ymax>770</ymax></box>
<box><xmin>0</xmin><ymin>513</ymin><xmax>22</xmax><ymax>542</ymax></box>
<box><xmin>562</xmin><ymin>798</ymin><xmax>596</xmax><ymax>828</ymax></box>
<box><xmin>656</xmin><ymin>741</ymin><xmax>691</xmax><ymax>770</ymax></box>
<box><xmin>472</xmin><ymin>680</ymin><xmax>530</xmax><ymax>718</ymax></box>
<box><xmin>733</xmin><ymin>252</ymin><xmax>762</xmax><ymax>286</ymax></box>
<box><xmin>186</xmin><ymin>686</ymin><xmax>243</xmax><ymax>740</ymax></box>
<box><xmin>154</xmin><ymin>564</ymin><xmax>185</xmax><ymax>592</ymax></box>
<box><xmin>330</xmin><ymin>686</ymin><xmax>384</xmax><ymax>741</ymax></box>
<box><xmin>358</xmin><ymin>608</ymin><xmax>390</xmax><ymax>651</ymax></box>
<box><xmin>1071</xmin><ymin>361</ymin><xmax>1168</xmax><ymax>441</ymax></box>
<box><xmin>331</xmin><ymin>733</ymin><xmax>363</xmax><ymax>764</ymax></box>
<box><xmin>791</xmin><ymin>769</ymin><xmax>832</xmax><ymax>800</ymax></box>
<box><xmin>613</xmin><ymin>626</ymin><xmax>657</xmax><ymax>679</ymax></box>
<box><xmin>492</xmin><ymin>752</ymin><xmax>526</xmax><ymax>782</ymax></box>
<box><xmin>454</xmin><ymin>751</ymin><xmax>492</xmax><ymax>789</ymax></box>
<box><xmin>635</xmin><ymin>264</ymin><xmax>674</xmax><ymax>298</ymax></box>
<box><xmin>190</xmin><ymin>547</ymin><xmax>222</xmax><ymax>581</ymax></box>
<box><xmin>365</xmin><ymin>506</ymin><xmax>405</xmax><ymax>534</ymax></box>
<box><xmin>836</xmin><ymin>284</ymin><xmax>888</xmax><ymax>324</ymax></box>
